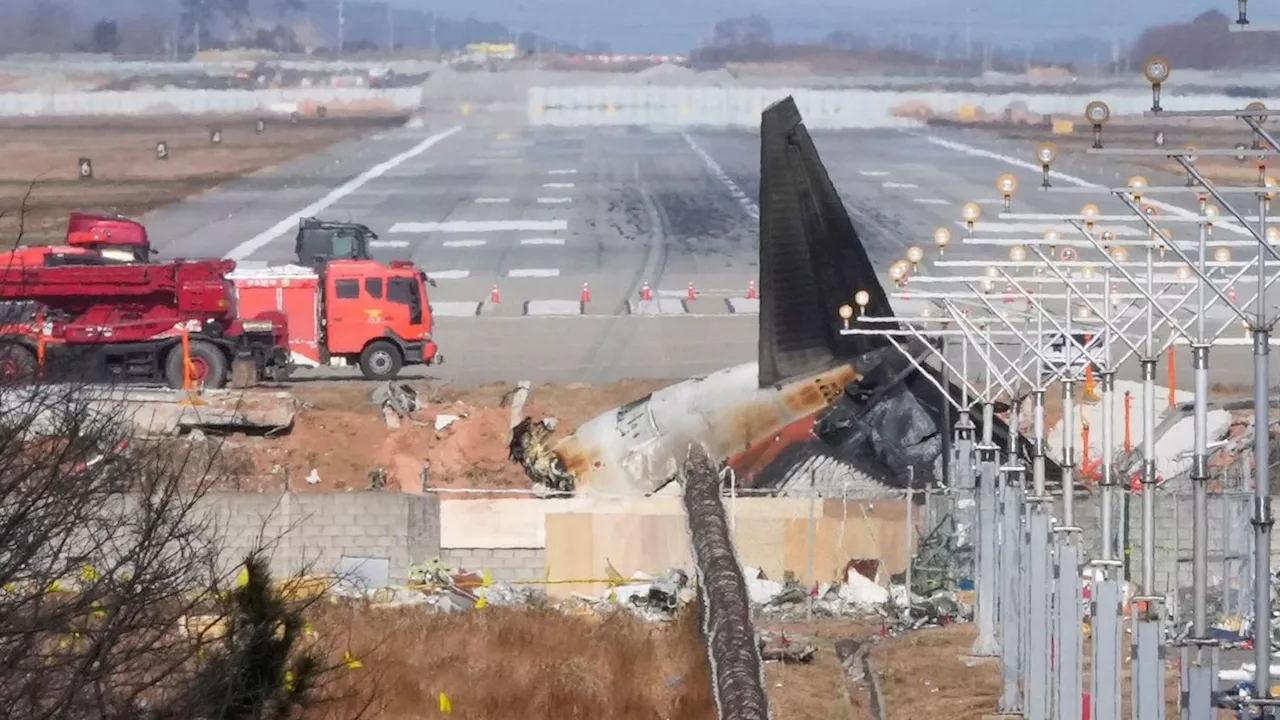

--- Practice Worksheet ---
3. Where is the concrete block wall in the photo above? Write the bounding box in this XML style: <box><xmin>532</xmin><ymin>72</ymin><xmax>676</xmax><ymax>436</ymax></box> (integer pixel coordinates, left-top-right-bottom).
<box><xmin>442</xmin><ymin>548</ymin><xmax>546</xmax><ymax>583</ymax></box>
<box><xmin>200</xmin><ymin>491</ymin><xmax>441</xmax><ymax>586</ymax></box>
<box><xmin>0</xmin><ymin>87</ymin><xmax>423</xmax><ymax>117</ymax></box>
<box><xmin>527</xmin><ymin>85</ymin><xmax>1245</xmax><ymax>130</ymax></box>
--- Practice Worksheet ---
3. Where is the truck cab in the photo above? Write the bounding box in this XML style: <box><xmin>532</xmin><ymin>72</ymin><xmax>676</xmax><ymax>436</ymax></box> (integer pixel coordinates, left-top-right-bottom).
<box><xmin>294</xmin><ymin>218</ymin><xmax>376</xmax><ymax>266</ymax></box>
<box><xmin>319</xmin><ymin>259</ymin><xmax>439</xmax><ymax>378</ymax></box>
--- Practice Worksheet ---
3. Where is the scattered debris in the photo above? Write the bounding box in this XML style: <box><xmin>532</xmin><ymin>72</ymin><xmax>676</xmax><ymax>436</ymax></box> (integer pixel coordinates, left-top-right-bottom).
<box><xmin>305</xmin><ymin>469</ymin><xmax>320</xmax><ymax>485</ymax></box>
<box><xmin>434</xmin><ymin>414</ymin><xmax>459</xmax><ymax>432</ymax></box>
<box><xmin>758</xmin><ymin>630</ymin><xmax>817</xmax><ymax>664</ymax></box>
<box><xmin>370</xmin><ymin>382</ymin><xmax>420</xmax><ymax>417</ymax></box>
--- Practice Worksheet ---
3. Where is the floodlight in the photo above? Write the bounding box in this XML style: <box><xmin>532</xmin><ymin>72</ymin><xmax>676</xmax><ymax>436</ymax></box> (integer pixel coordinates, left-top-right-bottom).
<box><xmin>1144</xmin><ymin>55</ymin><xmax>1170</xmax><ymax>112</ymax></box>
<box><xmin>1009</xmin><ymin>245</ymin><xmax>1027</xmax><ymax>262</ymax></box>
<box><xmin>996</xmin><ymin>173</ymin><xmax>1019</xmax><ymax>196</ymax></box>
<box><xmin>854</xmin><ymin>290</ymin><xmax>870</xmax><ymax>308</ymax></box>
<box><xmin>1127</xmin><ymin>175</ymin><xmax>1148</xmax><ymax>201</ymax></box>
<box><xmin>1176</xmin><ymin>265</ymin><xmax>1193</xmax><ymax>280</ymax></box>
<box><xmin>1213</xmin><ymin>246</ymin><xmax>1232</xmax><ymax>263</ymax></box>
<box><xmin>933</xmin><ymin>227</ymin><xmax>952</xmax><ymax>255</ymax></box>
<box><xmin>1085</xmin><ymin>100</ymin><xmax>1110</xmax><ymax>148</ymax></box>
<box><xmin>961</xmin><ymin>202</ymin><xmax>982</xmax><ymax>223</ymax></box>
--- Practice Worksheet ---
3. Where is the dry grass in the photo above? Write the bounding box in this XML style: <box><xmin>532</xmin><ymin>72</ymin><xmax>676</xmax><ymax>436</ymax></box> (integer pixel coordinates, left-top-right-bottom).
<box><xmin>0</xmin><ymin>114</ymin><xmax>407</xmax><ymax>245</ymax></box>
<box><xmin>311</xmin><ymin>605</ymin><xmax>715</xmax><ymax>720</ymax></box>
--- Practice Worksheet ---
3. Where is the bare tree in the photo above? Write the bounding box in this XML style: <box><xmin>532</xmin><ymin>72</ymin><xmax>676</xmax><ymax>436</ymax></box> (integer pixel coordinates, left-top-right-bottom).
<box><xmin>0</xmin><ymin>347</ymin><xmax>359</xmax><ymax>718</ymax></box>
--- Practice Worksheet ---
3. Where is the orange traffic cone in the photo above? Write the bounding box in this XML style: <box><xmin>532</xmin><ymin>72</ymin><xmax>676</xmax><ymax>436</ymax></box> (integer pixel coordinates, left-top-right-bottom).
<box><xmin>746</xmin><ymin>280</ymin><xmax>757</xmax><ymax>299</ymax></box>
<box><xmin>580</xmin><ymin>283</ymin><xmax>591</xmax><ymax>303</ymax></box>
<box><xmin>490</xmin><ymin>285</ymin><xmax>501</xmax><ymax>303</ymax></box>
<box><xmin>687</xmin><ymin>282</ymin><xmax>696</xmax><ymax>301</ymax></box>
<box><xmin>640</xmin><ymin>282</ymin><xmax>652</xmax><ymax>301</ymax></box>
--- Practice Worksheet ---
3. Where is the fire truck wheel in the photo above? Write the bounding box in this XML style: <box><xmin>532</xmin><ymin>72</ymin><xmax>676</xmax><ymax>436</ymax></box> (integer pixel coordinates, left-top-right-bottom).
<box><xmin>359</xmin><ymin>340</ymin><xmax>403</xmax><ymax>380</ymax></box>
<box><xmin>165</xmin><ymin>340</ymin><xmax>228</xmax><ymax>390</ymax></box>
<box><xmin>0</xmin><ymin>343</ymin><xmax>36</xmax><ymax>385</ymax></box>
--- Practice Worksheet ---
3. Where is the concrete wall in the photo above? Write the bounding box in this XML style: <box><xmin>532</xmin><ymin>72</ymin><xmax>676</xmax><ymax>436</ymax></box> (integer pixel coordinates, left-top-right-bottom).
<box><xmin>0</xmin><ymin>87</ymin><xmax>423</xmax><ymax>117</ymax></box>
<box><xmin>442</xmin><ymin>548</ymin><xmax>546</xmax><ymax>583</ymax></box>
<box><xmin>202</xmin><ymin>491</ymin><xmax>440</xmax><ymax>586</ymax></box>
<box><xmin>527</xmin><ymin>85</ymin><xmax>1245</xmax><ymax>129</ymax></box>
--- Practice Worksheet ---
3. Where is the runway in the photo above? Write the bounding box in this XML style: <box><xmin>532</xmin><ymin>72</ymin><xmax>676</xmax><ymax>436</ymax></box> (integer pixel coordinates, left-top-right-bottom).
<box><xmin>139</xmin><ymin>114</ymin><xmax>1280</xmax><ymax>386</ymax></box>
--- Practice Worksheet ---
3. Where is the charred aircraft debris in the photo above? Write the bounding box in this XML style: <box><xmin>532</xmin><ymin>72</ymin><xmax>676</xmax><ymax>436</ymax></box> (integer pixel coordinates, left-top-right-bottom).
<box><xmin>510</xmin><ymin>96</ymin><xmax>1061</xmax><ymax>497</ymax></box>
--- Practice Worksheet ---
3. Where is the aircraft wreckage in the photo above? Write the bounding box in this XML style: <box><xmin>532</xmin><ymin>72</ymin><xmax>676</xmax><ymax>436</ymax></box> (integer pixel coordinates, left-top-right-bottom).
<box><xmin>510</xmin><ymin>96</ymin><xmax>1061</xmax><ymax>497</ymax></box>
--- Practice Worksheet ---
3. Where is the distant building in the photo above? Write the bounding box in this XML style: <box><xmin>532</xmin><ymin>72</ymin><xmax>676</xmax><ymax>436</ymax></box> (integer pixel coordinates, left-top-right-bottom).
<box><xmin>462</xmin><ymin>43</ymin><xmax>518</xmax><ymax>62</ymax></box>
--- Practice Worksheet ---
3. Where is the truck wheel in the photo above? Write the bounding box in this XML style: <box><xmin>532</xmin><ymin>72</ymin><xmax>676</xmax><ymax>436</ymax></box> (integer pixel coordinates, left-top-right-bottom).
<box><xmin>359</xmin><ymin>340</ymin><xmax>402</xmax><ymax>380</ymax></box>
<box><xmin>165</xmin><ymin>340</ymin><xmax>228</xmax><ymax>390</ymax></box>
<box><xmin>0</xmin><ymin>343</ymin><xmax>36</xmax><ymax>385</ymax></box>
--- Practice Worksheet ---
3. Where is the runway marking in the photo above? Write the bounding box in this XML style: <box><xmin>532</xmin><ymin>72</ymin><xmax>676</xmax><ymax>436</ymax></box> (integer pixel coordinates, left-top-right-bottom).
<box><xmin>859</xmin><ymin>170</ymin><xmax>889</xmax><ymax>177</ymax></box>
<box><xmin>629</xmin><ymin>298</ymin><xmax>688</xmax><ymax>316</ymax></box>
<box><xmin>424</xmin><ymin>269</ymin><xmax>471</xmax><ymax>280</ymax></box>
<box><xmin>391</xmin><ymin>220</ymin><xmax>568</xmax><ymax>233</ymax></box>
<box><xmin>537</xmin><ymin>197</ymin><xmax>572</xmax><ymax>204</ymax></box>
<box><xmin>521</xmin><ymin>237</ymin><xmax>565</xmax><ymax>245</ymax></box>
<box><xmin>682</xmin><ymin>133</ymin><xmax>760</xmax><ymax>220</ymax></box>
<box><xmin>368</xmin><ymin>240</ymin><xmax>410</xmax><ymax>248</ymax></box>
<box><xmin>543</xmin><ymin>182</ymin><xmax>575</xmax><ymax>188</ymax></box>
<box><xmin>525</xmin><ymin>299</ymin><xmax>583</xmax><ymax>316</ymax></box>
<box><xmin>431</xmin><ymin>301</ymin><xmax>482</xmax><ymax>317</ymax></box>
<box><xmin>883</xmin><ymin>181</ymin><xmax>919</xmax><ymax>189</ymax></box>
<box><xmin>443</xmin><ymin>239</ymin><xmax>487</xmax><ymax>248</ymax></box>
<box><xmin>475</xmin><ymin>197</ymin><xmax>510</xmax><ymax>204</ymax></box>
<box><xmin>924</xmin><ymin>135</ymin><xmax>1252</xmax><ymax>237</ymax></box>
<box><xmin>225</xmin><ymin>124</ymin><xmax>464</xmax><ymax>260</ymax></box>
<box><xmin>726</xmin><ymin>297</ymin><xmax>760</xmax><ymax>314</ymax></box>
<box><xmin>548</xmin><ymin>169</ymin><xmax>578</xmax><ymax>175</ymax></box>
<box><xmin>507</xmin><ymin>268</ymin><xmax>560</xmax><ymax>277</ymax></box>
<box><xmin>913</xmin><ymin>198</ymin><xmax>951</xmax><ymax>205</ymax></box>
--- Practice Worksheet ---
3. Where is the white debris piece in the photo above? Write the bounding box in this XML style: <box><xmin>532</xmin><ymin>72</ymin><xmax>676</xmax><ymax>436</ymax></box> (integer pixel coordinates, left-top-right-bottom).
<box><xmin>305</xmin><ymin>469</ymin><xmax>320</xmax><ymax>485</ymax></box>
<box><xmin>743</xmin><ymin>566</ymin><xmax>785</xmax><ymax>605</ymax></box>
<box><xmin>839</xmin><ymin>567</ymin><xmax>889</xmax><ymax>606</ymax></box>
<box><xmin>434</xmin><ymin>414</ymin><xmax>459</xmax><ymax>432</ymax></box>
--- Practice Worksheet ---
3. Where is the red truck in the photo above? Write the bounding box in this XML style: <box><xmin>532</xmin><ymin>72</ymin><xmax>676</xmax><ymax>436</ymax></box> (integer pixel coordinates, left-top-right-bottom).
<box><xmin>0</xmin><ymin>247</ymin><xmax>290</xmax><ymax>389</ymax></box>
<box><xmin>48</xmin><ymin>212</ymin><xmax>441</xmax><ymax>381</ymax></box>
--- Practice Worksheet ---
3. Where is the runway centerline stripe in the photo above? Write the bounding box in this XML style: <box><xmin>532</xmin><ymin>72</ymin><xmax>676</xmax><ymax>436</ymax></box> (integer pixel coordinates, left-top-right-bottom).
<box><xmin>443</xmin><ymin>240</ymin><xmax>487</xmax><ymax>248</ymax></box>
<box><xmin>475</xmin><ymin>197</ymin><xmax>510</xmax><ymax>204</ymax></box>
<box><xmin>548</xmin><ymin>169</ymin><xmax>578</xmax><ymax>175</ymax></box>
<box><xmin>537</xmin><ymin>197</ymin><xmax>572</xmax><ymax>204</ymax></box>
<box><xmin>425</xmin><ymin>269</ymin><xmax>471</xmax><ymax>279</ymax></box>
<box><xmin>521</xmin><ymin>237</ymin><xmax>565</xmax><ymax>245</ymax></box>
<box><xmin>225</xmin><ymin>124</ymin><xmax>464</xmax><ymax>260</ymax></box>
<box><xmin>507</xmin><ymin>268</ymin><xmax>560</xmax><ymax>277</ymax></box>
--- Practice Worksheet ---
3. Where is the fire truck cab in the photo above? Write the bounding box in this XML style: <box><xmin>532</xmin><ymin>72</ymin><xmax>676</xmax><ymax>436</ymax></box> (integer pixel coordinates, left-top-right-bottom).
<box><xmin>227</xmin><ymin>258</ymin><xmax>440</xmax><ymax>380</ymax></box>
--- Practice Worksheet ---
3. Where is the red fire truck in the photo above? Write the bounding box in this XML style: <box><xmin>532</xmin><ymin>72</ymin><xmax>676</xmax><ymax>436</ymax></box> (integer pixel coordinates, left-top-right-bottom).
<box><xmin>0</xmin><ymin>248</ymin><xmax>290</xmax><ymax>389</ymax></box>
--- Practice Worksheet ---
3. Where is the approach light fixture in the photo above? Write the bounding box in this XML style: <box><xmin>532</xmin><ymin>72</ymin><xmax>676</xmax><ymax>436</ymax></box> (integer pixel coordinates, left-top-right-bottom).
<box><xmin>1203</xmin><ymin>203</ymin><xmax>1221</xmax><ymax>224</ymax></box>
<box><xmin>1267</xmin><ymin>226</ymin><xmax>1280</xmax><ymax>245</ymax></box>
<box><xmin>1144</xmin><ymin>55</ymin><xmax>1171</xmax><ymax>112</ymax></box>
<box><xmin>933</xmin><ymin>226</ymin><xmax>952</xmax><ymax>255</ymax></box>
<box><xmin>1081</xmin><ymin>203</ymin><xmax>1100</xmax><ymax>230</ymax></box>
<box><xmin>1214</xmin><ymin>246</ymin><xmax>1232</xmax><ymax>263</ymax></box>
<box><xmin>888</xmin><ymin>260</ymin><xmax>909</xmax><ymax>286</ymax></box>
<box><xmin>854</xmin><ymin>290</ymin><xmax>870</xmax><ymax>309</ymax></box>
<box><xmin>906</xmin><ymin>245</ymin><xmax>925</xmax><ymax>269</ymax></box>
<box><xmin>996</xmin><ymin>173</ymin><xmax>1018</xmax><ymax>209</ymax></box>
<box><xmin>1075</xmin><ymin>304</ymin><xmax>1093</xmax><ymax>321</ymax></box>
<box><xmin>839</xmin><ymin>303</ymin><xmax>854</xmax><ymax>328</ymax></box>
<box><xmin>1044</xmin><ymin>229</ymin><xmax>1062</xmax><ymax>255</ymax></box>
<box><xmin>1127</xmin><ymin>175</ymin><xmax>1148</xmax><ymax>202</ymax></box>
<box><xmin>1110</xmin><ymin>246</ymin><xmax>1129</xmax><ymax>263</ymax></box>
<box><xmin>1263</xmin><ymin>175</ymin><xmax>1279</xmax><ymax>203</ymax></box>
<box><xmin>1035</xmin><ymin>142</ymin><xmax>1057</xmax><ymax>187</ymax></box>
<box><xmin>1085</xmin><ymin>100</ymin><xmax>1111</xmax><ymax>149</ymax></box>
<box><xmin>1239</xmin><ymin>0</ymin><xmax>1250</xmax><ymax>26</ymax></box>
<box><xmin>961</xmin><ymin>202</ymin><xmax>982</xmax><ymax>232</ymax></box>
<box><xmin>1176</xmin><ymin>265</ymin><xmax>1193</xmax><ymax>280</ymax></box>
<box><xmin>1009</xmin><ymin>245</ymin><xmax>1027</xmax><ymax>262</ymax></box>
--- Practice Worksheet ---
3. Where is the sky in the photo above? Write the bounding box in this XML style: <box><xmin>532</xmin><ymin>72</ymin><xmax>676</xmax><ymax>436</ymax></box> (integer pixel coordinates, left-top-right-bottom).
<box><xmin>393</xmin><ymin>0</ymin><xmax>1268</xmax><ymax>54</ymax></box>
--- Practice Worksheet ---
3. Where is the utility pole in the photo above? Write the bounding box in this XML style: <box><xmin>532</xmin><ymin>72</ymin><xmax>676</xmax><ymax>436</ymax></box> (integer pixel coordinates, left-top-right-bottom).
<box><xmin>337</xmin><ymin>0</ymin><xmax>345</xmax><ymax>57</ymax></box>
<box><xmin>386</xmin><ymin>2</ymin><xmax>394</xmax><ymax>54</ymax></box>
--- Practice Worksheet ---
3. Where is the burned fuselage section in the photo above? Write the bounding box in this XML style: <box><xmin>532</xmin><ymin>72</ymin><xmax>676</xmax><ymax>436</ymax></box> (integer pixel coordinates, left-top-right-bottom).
<box><xmin>510</xmin><ymin>96</ymin><xmax>1052</xmax><ymax>496</ymax></box>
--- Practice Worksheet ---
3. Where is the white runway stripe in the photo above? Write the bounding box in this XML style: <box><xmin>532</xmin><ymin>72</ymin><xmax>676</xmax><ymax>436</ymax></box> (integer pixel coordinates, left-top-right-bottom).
<box><xmin>475</xmin><ymin>197</ymin><xmax>510</xmax><ymax>204</ymax></box>
<box><xmin>368</xmin><ymin>240</ymin><xmax>410</xmax><ymax>248</ymax></box>
<box><xmin>537</xmin><ymin>197</ymin><xmax>572</xmax><ymax>204</ymax></box>
<box><xmin>958</xmin><ymin>221</ymin><xmax>1145</xmax><ymax>237</ymax></box>
<box><xmin>424</xmin><ymin>269</ymin><xmax>471</xmax><ymax>279</ymax></box>
<box><xmin>548</xmin><ymin>169</ymin><xmax>578</xmax><ymax>175</ymax></box>
<box><xmin>507</xmin><ymin>268</ymin><xmax>560</xmax><ymax>278</ymax></box>
<box><xmin>883</xmin><ymin>181</ymin><xmax>919</xmax><ymax>189</ymax></box>
<box><xmin>443</xmin><ymin>240</ymin><xmax>487</xmax><ymax>248</ymax></box>
<box><xmin>859</xmin><ymin>170</ymin><xmax>889</xmax><ymax>177</ymax></box>
<box><xmin>521</xmin><ymin>237</ymin><xmax>565</xmax><ymax>245</ymax></box>
<box><xmin>913</xmin><ymin>198</ymin><xmax>951</xmax><ymax>205</ymax></box>
<box><xmin>682</xmin><ymin>133</ymin><xmax>760</xmax><ymax>220</ymax></box>
<box><xmin>391</xmin><ymin>220</ymin><xmax>568</xmax><ymax>233</ymax></box>
<box><xmin>543</xmin><ymin>182</ymin><xmax>575</xmax><ymax>188</ymax></box>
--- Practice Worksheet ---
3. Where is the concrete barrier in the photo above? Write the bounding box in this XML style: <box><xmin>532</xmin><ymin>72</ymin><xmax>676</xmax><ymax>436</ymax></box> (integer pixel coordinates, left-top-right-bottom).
<box><xmin>0</xmin><ymin>87</ymin><xmax>423</xmax><ymax>117</ymax></box>
<box><xmin>527</xmin><ymin>85</ymin><xmax>1244</xmax><ymax>130</ymax></box>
